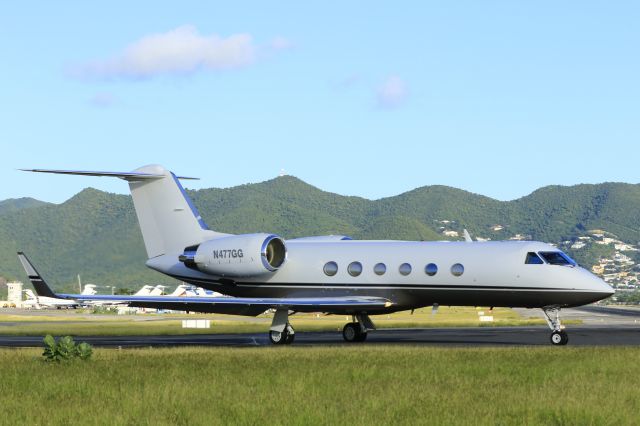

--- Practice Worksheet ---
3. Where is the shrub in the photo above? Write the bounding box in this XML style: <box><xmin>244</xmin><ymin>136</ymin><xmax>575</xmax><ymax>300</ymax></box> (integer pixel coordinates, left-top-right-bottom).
<box><xmin>42</xmin><ymin>335</ymin><xmax>93</xmax><ymax>362</ymax></box>
<box><xmin>75</xmin><ymin>342</ymin><xmax>93</xmax><ymax>360</ymax></box>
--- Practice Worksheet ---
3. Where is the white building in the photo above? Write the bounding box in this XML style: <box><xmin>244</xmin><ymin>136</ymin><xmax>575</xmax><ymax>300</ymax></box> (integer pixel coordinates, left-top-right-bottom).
<box><xmin>5</xmin><ymin>281</ymin><xmax>23</xmax><ymax>308</ymax></box>
<box><xmin>571</xmin><ymin>241</ymin><xmax>586</xmax><ymax>249</ymax></box>
<box><xmin>615</xmin><ymin>243</ymin><xmax>638</xmax><ymax>252</ymax></box>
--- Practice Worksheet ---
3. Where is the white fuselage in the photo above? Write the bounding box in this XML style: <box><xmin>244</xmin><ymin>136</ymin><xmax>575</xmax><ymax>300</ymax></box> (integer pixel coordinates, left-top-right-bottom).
<box><xmin>23</xmin><ymin>292</ymin><xmax>79</xmax><ymax>309</ymax></box>
<box><xmin>148</xmin><ymin>240</ymin><xmax>612</xmax><ymax>312</ymax></box>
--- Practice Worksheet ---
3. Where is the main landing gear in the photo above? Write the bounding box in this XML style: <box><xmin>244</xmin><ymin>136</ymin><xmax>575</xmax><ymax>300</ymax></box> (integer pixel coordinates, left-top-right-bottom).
<box><xmin>342</xmin><ymin>314</ymin><xmax>376</xmax><ymax>343</ymax></box>
<box><xmin>267</xmin><ymin>310</ymin><xmax>377</xmax><ymax>345</ymax></box>
<box><xmin>269</xmin><ymin>308</ymin><xmax>295</xmax><ymax>345</ymax></box>
<box><xmin>542</xmin><ymin>306</ymin><xmax>569</xmax><ymax>346</ymax></box>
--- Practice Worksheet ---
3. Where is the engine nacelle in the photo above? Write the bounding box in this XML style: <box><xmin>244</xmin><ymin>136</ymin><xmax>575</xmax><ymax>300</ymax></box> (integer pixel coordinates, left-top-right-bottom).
<box><xmin>179</xmin><ymin>233</ymin><xmax>287</xmax><ymax>277</ymax></box>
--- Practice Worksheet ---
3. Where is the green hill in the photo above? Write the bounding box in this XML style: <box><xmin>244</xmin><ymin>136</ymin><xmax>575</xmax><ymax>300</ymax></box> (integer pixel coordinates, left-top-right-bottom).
<box><xmin>0</xmin><ymin>198</ymin><xmax>50</xmax><ymax>217</ymax></box>
<box><xmin>1</xmin><ymin>178</ymin><xmax>639</xmax><ymax>291</ymax></box>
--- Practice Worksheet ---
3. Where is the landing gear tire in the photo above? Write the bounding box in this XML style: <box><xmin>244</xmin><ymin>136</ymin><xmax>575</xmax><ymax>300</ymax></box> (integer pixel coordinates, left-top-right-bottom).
<box><xmin>550</xmin><ymin>330</ymin><xmax>568</xmax><ymax>346</ymax></box>
<box><xmin>269</xmin><ymin>325</ymin><xmax>295</xmax><ymax>345</ymax></box>
<box><xmin>343</xmin><ymin>322</ymin><xmax>366</xmax><ymax>343</ymax></box>
<box><xmin>269</xmin><ymin>330</ymin><xmax>285</xmax><ymax>345</ymax></box>
<box><xmin>269</xmin><ymin>329</ymin><xmax>289</xmax><ymax>345</ymax></box>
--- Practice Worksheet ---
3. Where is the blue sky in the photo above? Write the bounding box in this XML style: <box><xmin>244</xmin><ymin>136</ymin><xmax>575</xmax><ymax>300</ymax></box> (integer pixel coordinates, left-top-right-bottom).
<box><xmin>2</xmin><ymin>2</ymin><xmax>639</xmax><ymax>203</ymax></box>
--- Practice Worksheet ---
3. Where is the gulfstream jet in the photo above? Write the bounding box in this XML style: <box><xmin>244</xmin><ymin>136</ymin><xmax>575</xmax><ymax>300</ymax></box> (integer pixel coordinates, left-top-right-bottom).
<box><xmin>18</xmin><ymin>165</ymin><xmax>614</xmax><ymax>345</ymax></box>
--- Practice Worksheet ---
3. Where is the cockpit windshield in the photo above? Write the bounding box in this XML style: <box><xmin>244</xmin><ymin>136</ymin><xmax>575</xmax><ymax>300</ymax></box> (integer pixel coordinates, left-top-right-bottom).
<box><xmin>539</xmin><ymin>251</ymin><xmax>576</xmax><ymax>266</ymax></box>
<box><xmin>525</xmin><ymin>252</ymin><xmax>544</xmax><ymax>264</ymax></box>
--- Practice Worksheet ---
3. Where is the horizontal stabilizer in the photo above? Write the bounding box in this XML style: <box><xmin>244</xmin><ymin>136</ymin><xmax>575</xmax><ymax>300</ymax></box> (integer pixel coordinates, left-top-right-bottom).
<box><xmin>19</xmin><ymin>169</ymin><xmax>198</xmax><ymax>181</ymax></box>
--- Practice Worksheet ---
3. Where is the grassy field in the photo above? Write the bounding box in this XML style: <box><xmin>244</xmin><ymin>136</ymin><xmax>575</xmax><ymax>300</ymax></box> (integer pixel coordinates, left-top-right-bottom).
<box><xmin>0</xmin><ymin>307</ymin><xmax>558</xmax><ymax>336</ymax></box>
<box><xmin>0</xmin><ymin>346</ymin><xmax>638</xmax><ymax>425</ymax></box>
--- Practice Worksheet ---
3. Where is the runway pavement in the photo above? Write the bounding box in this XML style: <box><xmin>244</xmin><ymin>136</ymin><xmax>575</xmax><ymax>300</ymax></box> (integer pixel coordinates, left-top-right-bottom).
<box><xmin>1</xmin><ymin>305</ymin><xmax>639</xmax><ymax>348</ymax></box>
<box><xmin>0</xmin><ymin>326</ymin><xmax>639</xmax><ymax>348</ymax></box>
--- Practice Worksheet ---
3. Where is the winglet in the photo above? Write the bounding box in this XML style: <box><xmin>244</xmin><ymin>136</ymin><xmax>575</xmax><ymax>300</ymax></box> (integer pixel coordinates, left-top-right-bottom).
<box><xmin>17</xmin><ymin>252</ymin><xmax>60</xmax><ymax>299</ymax></box>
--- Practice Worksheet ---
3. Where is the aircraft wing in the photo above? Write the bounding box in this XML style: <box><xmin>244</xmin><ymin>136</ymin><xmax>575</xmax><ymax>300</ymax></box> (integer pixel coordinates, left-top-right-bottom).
<box><xmin>17</xmin><ymin>252</ymin><xmax>393</xmax><ymax>316</ymax></box>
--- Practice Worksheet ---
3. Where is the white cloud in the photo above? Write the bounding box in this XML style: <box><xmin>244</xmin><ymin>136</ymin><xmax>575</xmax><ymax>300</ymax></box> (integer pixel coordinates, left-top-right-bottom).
<box><xmin>376</xmin><ymin>75</ymin><xmax>408</xmax><ymax>108</ymax></box>
<box><xmin>77</xmin><ymin>25</ymin><xmax>289</xmax><ymax>79</ymax></box>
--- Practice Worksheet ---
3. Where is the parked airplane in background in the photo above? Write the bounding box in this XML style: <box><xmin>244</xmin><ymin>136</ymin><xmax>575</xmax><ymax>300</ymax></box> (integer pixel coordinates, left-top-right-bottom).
<box><xmin>19</xmin><ymin>165</ymin><xmax>614</xmax><ymax>345</ymax></box>
<box><xmin>148</xmin><ymin>285</ymin><xmax>167</xmax><ymax>296</ymax></box>
<box><xmin>169</xmin><ymin>284</ymin><xmax>192</xmax><ymax>297</ymax></box>
<box><xmin>170</xmin><ymin>284</ymin><xmax>224</xmax><ymax>298</ymax></box>
<box><xmin>134</xmin><ymin>285</ymin><xmax>155</xmax><ymax>296</ymax></box>
<box><xmin>22</xmin><ymin>289</ymin><xmax>79</xmax><ymax>309</ymax></box>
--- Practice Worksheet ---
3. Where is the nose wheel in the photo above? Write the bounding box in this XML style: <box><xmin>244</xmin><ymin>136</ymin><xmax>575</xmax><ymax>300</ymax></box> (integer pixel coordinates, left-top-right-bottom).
<box><xmin>543</xmin><ymin>306</ymin><xmax>569</xmax><ymax>346</ymax></box>
<box><xmin>550</xmin><ymin>330</ymin><xmax>568</xmax><ymax>346</ymax></box>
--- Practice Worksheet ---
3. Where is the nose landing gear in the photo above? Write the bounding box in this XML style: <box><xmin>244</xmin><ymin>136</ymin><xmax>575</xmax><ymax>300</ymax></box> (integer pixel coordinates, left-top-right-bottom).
<box><xmin>542</xmin><ymin>306</ymin><xmax>569</xmax><ymax>346</ymax></box>
<box><xmin>550</xmin><ymin>330</ymin><xmax>568</xmax><ymax>345</ymax></box>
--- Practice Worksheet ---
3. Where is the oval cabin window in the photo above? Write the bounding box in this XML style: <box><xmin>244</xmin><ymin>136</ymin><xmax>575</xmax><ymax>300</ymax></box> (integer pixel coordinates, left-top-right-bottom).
<box><xmin>348</xmin><ymin>261</ymin><xmax>363</xmax><ymax>277</ymax></box>
<box><xmin>374</xmin><ymin>263</ymin><xmax>386</xmax><ymax>276</ymax></box>
<box><xmin>399</xmin><ymin>263</ymin><xmax>412</xmax><ymax>276</ymax></box>
<box><xmin>451</xmin><ymin>263</ymin><xmax>464</xmax><ymax>277</ymax></box>
<box><xmin>323</xmin><ymin>261</ymin><xmax>338</xmax><ymax>276</ymax></box>
<box><xmin>425</xmin><ymin>263</ymin><xmax>438</xmax><ymax>276</ymax></box>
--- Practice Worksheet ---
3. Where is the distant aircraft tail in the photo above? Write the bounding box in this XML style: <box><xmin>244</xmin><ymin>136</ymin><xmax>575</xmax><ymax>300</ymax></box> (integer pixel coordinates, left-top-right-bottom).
<box><xmin>169</xmin><ymin>284</ymin><xmax>191</xmax><ymax>297</ymax></box>
<box><xmin>148</xmin><ymin>285</ymin><xmax>167</xmax><ymax>296</ymax></box>
<box><xmin>134</xmin><ymin>285</ymin><xmax>155</xmax><ymax>296</ymax></box>
<box><xmin>18</xmin><ymin>252</ymin><xmax>59</xmax><ymax>299</ymax></box>
<box><xmin>21</xmin><ymin>165</ymin><xmax>228</xmax><ymax>258</ymax></box>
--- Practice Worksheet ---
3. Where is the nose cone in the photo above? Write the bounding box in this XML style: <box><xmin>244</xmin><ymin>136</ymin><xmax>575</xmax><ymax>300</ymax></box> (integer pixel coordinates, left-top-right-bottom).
<box><xmin>578</xmin><ymin>267</ymin><xmax>615</xmax><ymax>302</ymax></box>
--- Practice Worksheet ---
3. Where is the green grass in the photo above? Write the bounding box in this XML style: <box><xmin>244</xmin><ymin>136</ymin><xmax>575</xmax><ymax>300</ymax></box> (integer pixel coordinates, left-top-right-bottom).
<box><xmin>0</xmin><ymin>307</ymin><xmax>560</xmax><ymax>336</ymax></box>
<box><xmin>1</xmin><ymin>346</ymin><xmax>638</xmax><ymax>425</ymax></box>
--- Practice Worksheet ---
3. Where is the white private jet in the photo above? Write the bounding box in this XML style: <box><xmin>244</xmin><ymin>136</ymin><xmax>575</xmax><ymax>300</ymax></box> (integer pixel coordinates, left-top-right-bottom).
<box><xmin>22</xmin><ymin>289</ymin><xmax>79</xmax><ymax>309</ymax></box>
<box><xmin>18</xmin><ymin>165</ymin><xmax>614</xmax><ymax>345</ymax></box>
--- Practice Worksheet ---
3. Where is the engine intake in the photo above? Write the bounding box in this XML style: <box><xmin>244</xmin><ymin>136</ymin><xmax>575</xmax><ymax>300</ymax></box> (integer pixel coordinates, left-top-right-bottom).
<box><xmin>261</xmin><ymin>235</ymin><xmax>286</xmax><ymax>271</ymax></box>
<box><xmin>179</xmin><ymin>233</ymin><xmax>287</xmax><ymax>277</ymax></box>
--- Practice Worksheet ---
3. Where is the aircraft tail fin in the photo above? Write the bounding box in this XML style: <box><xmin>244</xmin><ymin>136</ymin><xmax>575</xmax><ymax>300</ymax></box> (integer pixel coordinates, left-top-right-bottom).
<box><xmin>21</xmin><ymin>165</ymin><xmax>228</xmax><ymax>258</ymax></box>
<box><xmin>17</xmin><ymin>252</ymin><xmax>60</xmax><ymax>298</ymax></box>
